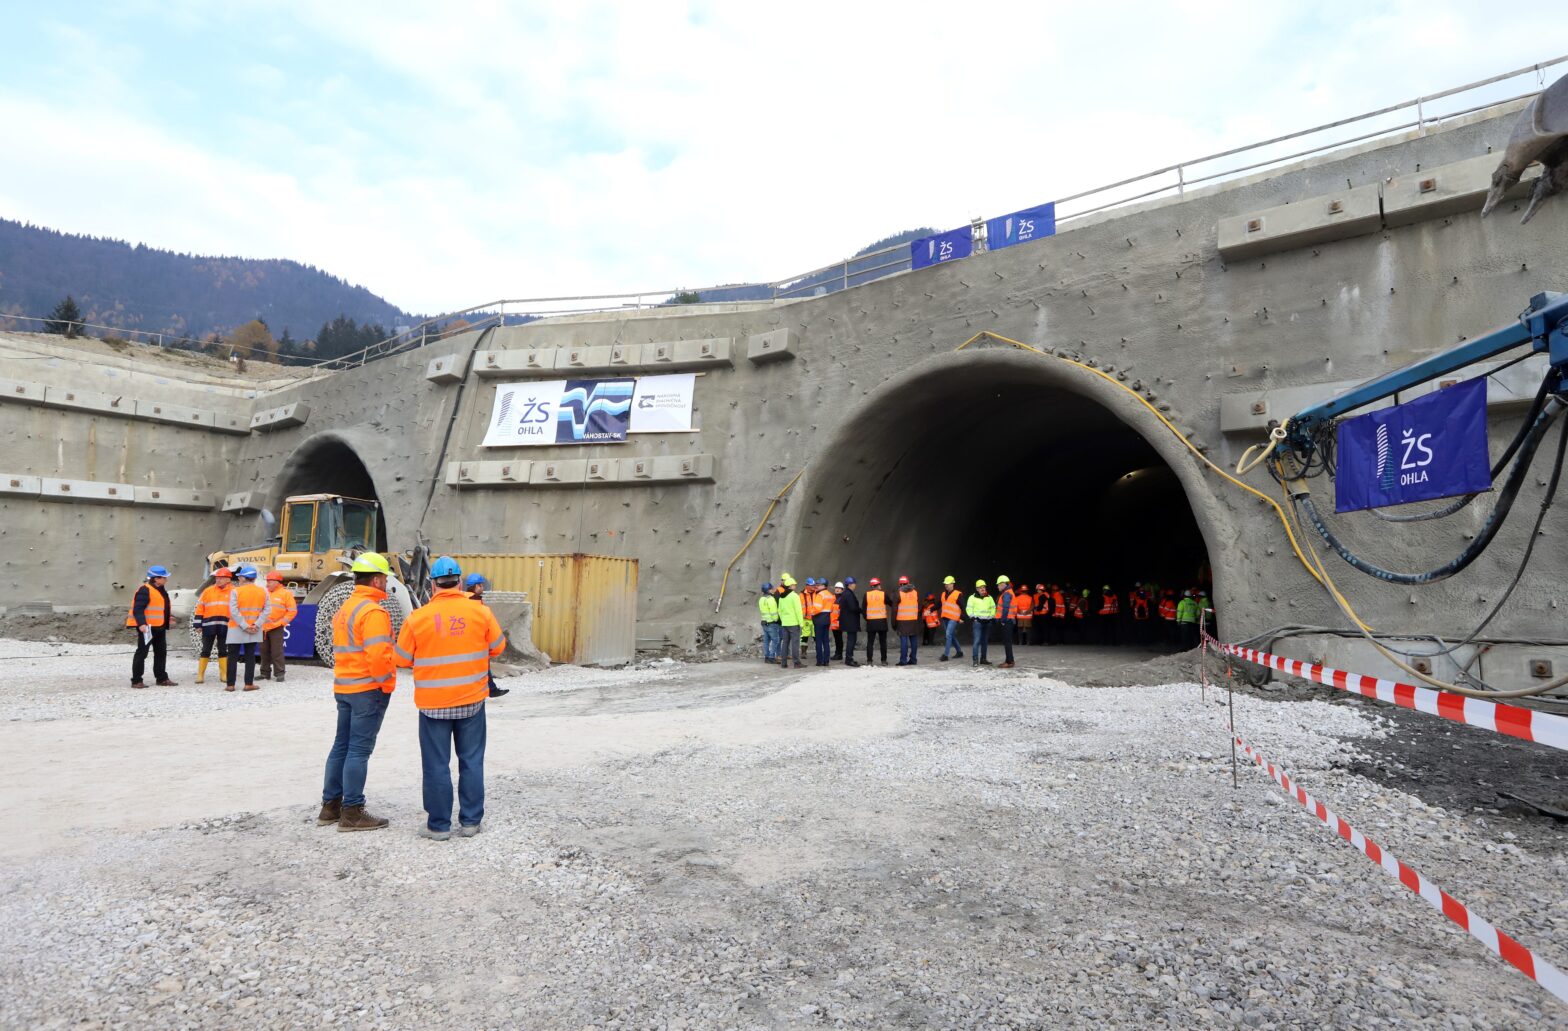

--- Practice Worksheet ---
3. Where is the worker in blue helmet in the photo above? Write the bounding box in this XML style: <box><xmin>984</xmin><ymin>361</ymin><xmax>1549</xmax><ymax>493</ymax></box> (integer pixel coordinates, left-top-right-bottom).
<box><xmin>126</xmin><ymin>564</ymin><xmax>177</xmax><ymax>689</ymax></box>
<box><xmin>758</xmin><ymin>582</ymin><xmax>780</xmax><ymax>663</ymax></box>
<box><xmin>455</xmin><ymin>565</ymin><xmax>509</xmax><ymax>698</ymax></box>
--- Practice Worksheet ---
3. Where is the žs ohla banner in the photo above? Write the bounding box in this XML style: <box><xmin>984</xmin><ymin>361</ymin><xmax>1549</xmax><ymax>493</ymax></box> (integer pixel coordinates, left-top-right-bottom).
<box><xmin>1335</xmin><ymin>376</ymin><xmax>1491</xmax><ymax>513</ymax></box>
<box><xmin>482</xmin><ymin>378</ymin><xmax>633</xmax><ymax>447</ymax></box>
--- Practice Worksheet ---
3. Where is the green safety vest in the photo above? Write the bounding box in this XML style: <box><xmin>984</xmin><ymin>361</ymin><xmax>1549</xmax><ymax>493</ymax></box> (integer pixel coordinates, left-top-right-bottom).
<box><xmin>777</xmin><ymin>591</ymin><xmax>804</xmax><ymax>627</ymax></box>
<box><xmin>758</xmin><ymin>594</ymin><xmax>779</xmax><ymax>622</ymax></box>
<box><xmin>966</xmin><ymin>594</ymin><xmax>996</xmax><ymax>619</ymax></box>
<box><xmin>1175</xmin><ymin>599</ymin><xmax>1199</xmax><ymax>624</ymax></box>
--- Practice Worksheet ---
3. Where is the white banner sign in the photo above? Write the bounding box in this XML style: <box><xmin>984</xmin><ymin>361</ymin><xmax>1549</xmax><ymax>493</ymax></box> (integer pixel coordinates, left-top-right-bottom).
<box><xmin>482</xmin><ymin>380</ymin><xmax>567</xmax><ymax>447</ymax></box>
<box><xmin>629</xmin><ymin>373</ymin><xmax>696</xmax><ymax>433</ymax></box>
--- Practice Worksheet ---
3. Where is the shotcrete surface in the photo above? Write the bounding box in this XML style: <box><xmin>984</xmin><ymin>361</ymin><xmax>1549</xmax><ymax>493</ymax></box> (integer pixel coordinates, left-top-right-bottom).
<box><xmin>2</xmin><ymin>640</ymin><xmax>1565</xmax><ymax>1028</ymax></box>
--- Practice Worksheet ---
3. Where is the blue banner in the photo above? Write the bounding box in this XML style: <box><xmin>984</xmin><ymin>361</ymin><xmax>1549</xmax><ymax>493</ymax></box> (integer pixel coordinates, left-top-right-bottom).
<box><xmin>986</xmin><ymin>203</ymin><xmax>1056</xmax><ymax>251</ymax></box>
<box><xmin>910</xmin><ymin>226</ymin><xmax>973</xmax><ymax>270</ymax></box>
<box><xmin>284</xmin><ymin>603</ymin><xmax>318</xmax><ymax>659</ymax></box>
<box><xmin>1335</xmin><ymin>377</ymin><xmax>1491</xmax><ymax>513</ymax></box>
<box><xmin>556</xmin><ymin>378</ymin><xmax>633</xmax><ymax>444</ymax></box>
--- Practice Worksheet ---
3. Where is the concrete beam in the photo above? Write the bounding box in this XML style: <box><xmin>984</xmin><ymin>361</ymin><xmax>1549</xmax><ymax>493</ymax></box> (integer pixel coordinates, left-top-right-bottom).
<box><xmin>444</xmin><ymin>453</ymin><xmax>714</xmax><ymax>488</ymax></box>
<box><xmin>747</xmin><ymin>329</ymin><xmax>797</xmax><ymax>364</ymax></box>
<box><xmin>1218</xmin><ymin>183</ymin><xmax>1381</xmax><ymax>261</ymax></box>
<box><xmin>250</xmin><ymin>402</ymin><xmax>310</xmax><ymax>433</ymax></box>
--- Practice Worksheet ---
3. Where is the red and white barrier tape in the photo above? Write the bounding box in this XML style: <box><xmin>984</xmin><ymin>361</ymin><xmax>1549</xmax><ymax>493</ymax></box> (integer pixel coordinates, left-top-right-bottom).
<box><xmin>1220</xmin><ymin>643</ymin><xmax>1568</xmax><ymax>754</ymax></box>
<box><xmin>1236</xmin><ymin>733</ymin><xmax>1568</xmax><ymax>1005</ymax></box>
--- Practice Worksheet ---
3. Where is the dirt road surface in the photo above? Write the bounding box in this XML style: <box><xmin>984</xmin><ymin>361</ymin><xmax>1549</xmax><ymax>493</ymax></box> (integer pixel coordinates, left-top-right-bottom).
<box><xmin>2</xmin><ymin>639</ymin><xmax>1565</xmax><ymax>1029</ymax></box>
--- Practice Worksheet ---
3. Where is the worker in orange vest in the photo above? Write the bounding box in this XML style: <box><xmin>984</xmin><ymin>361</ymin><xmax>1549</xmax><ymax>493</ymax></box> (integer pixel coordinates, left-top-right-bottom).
<box><xmin>809</xmin><ymin>577</ymin><xmax>833</xmax><ymax>666</ymax></box>
<box><xmin>920</xmin><ymin>595</ymin><xmax>940</xmax><ymax>647</ymax></box>
<box><xmin>1014</xmin><ymin>584</ymin><xmax>1034</xmax><ymax>647</ymax></box>
<box><xmin>225</xmin><ymin>565</ymin><xmax>271</xmax><ymax>692</ymax></box>
<box><xmin>894</xmin><ymin>576</ymin><xmax>921</xmax><ymax>665</ymax></box>
<box><xmin>863</xmin><ymin>577</ymin><xmax>890</xmax><ymax>666</ymax></box>
<box><xmin>395</xmin><ymin>556</ymin><xmax>507</xmax><ymax>840</ymax></box>
<box><xmin>1048</xmin><ymin>584</ymin><xmax>1068</xmax><ymax>646</ymax></box>
<box><xmin>127</xmin><ymin>564</ymin><xmax>176</xmax><ymax>689</ymax></box>
<box><xmin>194</xmin><ymin>567</ymin><xmax>232</xmax><ymax>684</ymax></box>
<box><xmin>1129</xmin><ymin>583</ymin><xmax>1153</xmax><ymax>645</ymax></box>
<box><xmin>1031</xmin><ymin>584</ymin><xmax>1049</xmax><ymax>645</ymax></box>
<box><xmin>994</xmin><ymin>575</ymin><xmax>1016</xmax><ymax>668</ymax></box>
<box><xmin>321</xmin><ymin>552</ymin><xmax>399</xmax><ymax>832</ymax></box>
<box><xmin>937</xmin><ymin>576</ymin><xmax>965</xmax><ymax>661</ymax></box>
<box><xmin>1159</xmin><ymin>589</ymin><xmax>1180</xmax><ymax>646</ymax></box>
<box><xmin>829</xmin><ymin>582</ymin><xmax>845</xmax><ymax>661</ymax></box>
<box><xmin>259</xmin><ymin>570</ymin><xmax>298</xmax><ymax>682</ymax></box>
<box><xmin>1097</xmin><ymin>584</ymin><xmax>1121</xmax><ymax>646</ymax></box>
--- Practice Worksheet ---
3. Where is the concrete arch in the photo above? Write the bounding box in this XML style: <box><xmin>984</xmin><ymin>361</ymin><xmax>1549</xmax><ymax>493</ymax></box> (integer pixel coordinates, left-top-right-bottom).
<box><xmin>781</xmin><ymin>344</ymin><xmax>1234</xmax><ymax>634</ymax></box>
<box><xmin>272</xmin><ymin>430</ymin><xmax>394</xmax><ymax>550</ymax></box>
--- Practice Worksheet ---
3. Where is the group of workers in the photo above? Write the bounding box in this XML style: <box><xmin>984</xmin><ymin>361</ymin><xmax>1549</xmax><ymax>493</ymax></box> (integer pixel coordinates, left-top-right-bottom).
<box><xmin>757</xmin><ymin>575</ymin><xmax>1214</xmax><ymax>668</ymax></box>
<box><xmin>129</xmin><ymin>563</ymin><xmax>298</xmax><ymax>690</ymax></box>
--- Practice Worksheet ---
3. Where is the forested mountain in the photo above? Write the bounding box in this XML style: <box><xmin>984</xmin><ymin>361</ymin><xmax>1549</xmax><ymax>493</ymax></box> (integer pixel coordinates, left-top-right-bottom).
<box><xmin>0</xmin><ymin>218</ymin><xmax>412</xmax><ymax>345</ymax></box>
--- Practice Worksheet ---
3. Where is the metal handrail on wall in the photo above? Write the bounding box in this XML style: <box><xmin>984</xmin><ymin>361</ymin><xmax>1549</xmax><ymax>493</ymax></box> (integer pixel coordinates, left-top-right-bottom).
<box><xmin>5</xmin><ymin>56</ymin><xmax>1562</xmax><ymax>374</ymax></box>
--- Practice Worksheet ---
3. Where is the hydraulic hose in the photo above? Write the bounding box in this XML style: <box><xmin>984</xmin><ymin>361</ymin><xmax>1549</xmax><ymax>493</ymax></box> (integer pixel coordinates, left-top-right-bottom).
<box><xmin>1291</xmin><ymin>398</ymin><xmax>1563</xmax><ymax>585</ymax></box>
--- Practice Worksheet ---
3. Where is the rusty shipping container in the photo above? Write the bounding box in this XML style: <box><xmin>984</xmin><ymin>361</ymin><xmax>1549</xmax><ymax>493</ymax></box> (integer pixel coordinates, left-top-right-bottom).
<box><xmin>447</xmin><ymin>553</ymin><xmax>638</xmax><ymax>666</ymax></box>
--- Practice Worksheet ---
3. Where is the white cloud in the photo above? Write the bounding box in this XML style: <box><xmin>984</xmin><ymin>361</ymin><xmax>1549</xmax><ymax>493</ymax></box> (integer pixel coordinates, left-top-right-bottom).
<box><xmin>2</xmin><ymin>1</ymin><xmax>1562</xmax><ymax>314</ymax></box>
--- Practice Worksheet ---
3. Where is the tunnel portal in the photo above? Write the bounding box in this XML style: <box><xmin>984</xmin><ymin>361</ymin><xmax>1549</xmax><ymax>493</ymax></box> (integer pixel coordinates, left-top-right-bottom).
<box><xmin>273</xmin><ymin>434</ymin><xmax>389</xmax><ymax>551</ymax></box>
<box><xmin>791</xmin><ymin>355</ymin><xmax>1212</xmax><ymax>626</ymax></box>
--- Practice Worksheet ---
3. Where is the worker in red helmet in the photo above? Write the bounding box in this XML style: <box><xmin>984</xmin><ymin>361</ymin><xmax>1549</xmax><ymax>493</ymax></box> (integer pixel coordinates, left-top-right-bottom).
<box><xmin>863</xmin><ymin>577</ymin><xmax>890</xmax><ymax>666</ymax></box>
<box><xmin>920</xmin><ymin>594</ymin><xmax>940</xmax><ymax>647</ymax></box>
<box><xmin>894</xmin><ymin>576</ymin><xmax>921</xmax><ymax>666</ymax></box>
<box><xmin>259</xmin><ymin>570</ymin><xmax>298</xmax><ymax>682</ymax></box>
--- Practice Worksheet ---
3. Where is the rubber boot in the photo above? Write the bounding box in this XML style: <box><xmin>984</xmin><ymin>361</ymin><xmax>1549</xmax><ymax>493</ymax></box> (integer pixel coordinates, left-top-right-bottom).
<box><xmin>196</xmin><ymin>657</ymin><xmax>208</xmax><ymax>684</ymax></box>
<box><xmin>337</xmin><ymin>805</ymin><xmax>389</xmax><ymax>832</ymax></box>
<box><xmin>317</xmin><ymin>799</ymin><xmax>341</xmax><ymax>826</ymax></box>
<box><xmin>218</xmin><ymin>656</ymin><xmax>228</xmax><ymax>683</ymax></box>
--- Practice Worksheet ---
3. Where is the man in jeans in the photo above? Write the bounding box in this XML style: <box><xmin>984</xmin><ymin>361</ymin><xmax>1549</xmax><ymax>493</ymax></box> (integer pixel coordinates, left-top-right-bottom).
<box><xmin>396</xmin><ymin>556</ymin><xmax>507</xmax><ymax>840</ymax></box>
<box><xmin>966</xmin><ymin>580</ymin><xmax>996</xmax><ymax>666</ymax></box>
<box><xmin>757</xmin><ymin>582</ymin><xmax>781</xmax><ymax>663</ymax></box>
<box><xmin>321</xmin><ymin>553</ymin><xmax>399</xmax><ymax>832</ymax></box>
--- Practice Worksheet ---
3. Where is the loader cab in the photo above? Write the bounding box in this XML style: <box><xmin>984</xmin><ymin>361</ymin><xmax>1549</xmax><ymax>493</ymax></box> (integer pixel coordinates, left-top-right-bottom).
<box><xmin>276</xmin><ymin>494</ymin><xmax>380</xmax><ymax>581</ymax></box>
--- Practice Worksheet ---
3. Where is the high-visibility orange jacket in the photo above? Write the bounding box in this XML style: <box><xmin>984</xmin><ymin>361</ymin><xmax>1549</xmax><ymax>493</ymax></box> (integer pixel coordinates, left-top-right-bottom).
<box><xmin>896</xmin><ymin>588</ymin><xmax>919</xmax><ymax>621</ymax></box>
<box><xmin>1071</xmin><ymin>596</ymin><xmax>1086</xmax><ymax>619</ymax></box>
<box><xmin>331</xmin><ymin>585</ymin><xmax>397</xmax><ymax>694</ymax></box>
<box><xmin>1131</xmin><ymin>592</ymin><xmax>1151</xmax><ymax>620</ymax></box>
<box><xmin>125</xmin><ymin>583</ymin><xmax>169</xmax><ymax>629</ymax></box>
<box><xmin>996</xmin><ymin>588</ymin><xmax>1014</xmax><ymax>621</ymax></box>
<box><xmin>922</xmin><ymin>604</ymin><xmax>940</xmax><ymax>628</ymax></box>
<box><xmin>1052</xmin><ymin>590</ymin><xmax>1067</xmax><ymax>618</ymax></box>
<box><xmin>830</xmin><ymin>595</ymin><xmax>841</xmax><ymax>630</ymax></box>
<box><xmin>194</xmin><ymin>584</ymin><xmax>231</xmax><ymax>630</ymax></box>
<box><xmin>1159</xmin><ymin>597</ymin><xmax>1178</xmax><ymax>621</ymax></box>
<box><xmin>264</xmin><ymin>584</ymin><xmax>299</xmax><ymax>631</ymax></box>
<box><xmin>939</xmin><ymin>589</ymin><xmax>962</xmax><ymax>621</ymax></box>
<box><xmin>227</xmin><ymin>583</ymin><xmax>270</xmax><ymax>633</ymax></box>
<box><xmin>1015</xmin><ymin>592</ymin><xmax>1034</xmax><ymax>623</ymax></box>
<box><xmin>1098</xmin><ymin>592</ymin><xmax>1120</xmax><ymax>617</ymax></box>
<box><xmin>865</xmin><ymin>589</ymin><xmax>888</xmax><ymax>620</ymax></box>
<box><xmin>395</xmin><ymin>588</ymin><xmax>506</xmax><ymax>711</ymax></box>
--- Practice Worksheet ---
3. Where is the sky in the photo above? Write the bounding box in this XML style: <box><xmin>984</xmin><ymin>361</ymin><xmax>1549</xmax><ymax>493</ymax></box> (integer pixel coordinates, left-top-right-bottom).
<box><xmin>0</xmin><ymin>1</ymin><xmax>1561</xmax><ymax>315</ymax></box>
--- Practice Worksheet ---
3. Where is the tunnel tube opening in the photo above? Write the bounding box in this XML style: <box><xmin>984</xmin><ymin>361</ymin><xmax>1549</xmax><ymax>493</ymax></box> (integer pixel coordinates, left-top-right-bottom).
<box><xmin>273</xmin><ymin>435</ymin><xmax>389</xmax><ymax>551</ymax></box>
<box><xmin>792</xmin><ymin>358</ymin><xmax>1212</xmax><ymax>647</ymax></box>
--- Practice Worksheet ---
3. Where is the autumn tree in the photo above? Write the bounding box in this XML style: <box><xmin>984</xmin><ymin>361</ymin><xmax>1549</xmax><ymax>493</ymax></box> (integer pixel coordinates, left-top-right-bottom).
<box><xmin>228</xmin><ymin>319</ymin><xmax>279</xmax><ymax>363</ymax></box>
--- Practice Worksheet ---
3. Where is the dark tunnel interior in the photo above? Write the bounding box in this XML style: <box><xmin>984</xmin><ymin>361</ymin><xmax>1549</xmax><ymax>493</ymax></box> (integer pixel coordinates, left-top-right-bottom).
<box><xmin>793</xmin><ymin>361</ymin><xmax>1212</xmax><ymax>616</ymax></box>
<box><xmin>272</xmin><ymin>437</ymin><xmax>389</xmax><ymax>550</ymax></box>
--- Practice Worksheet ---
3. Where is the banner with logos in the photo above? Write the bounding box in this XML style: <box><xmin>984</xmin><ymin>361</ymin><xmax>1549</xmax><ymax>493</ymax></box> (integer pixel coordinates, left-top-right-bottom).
<box><xmin>986</xmin><ymin>202</ymin><xmax>1056</xmax><ymax>251</ymax></box>
<box><xmin>481</xmin><ymin>378</ymin><xmax>634</xmax><ymax>447</ymax></box>
<box><xmin>910</xmin><ymin>226</ymin><xmax>973</xmax><ymax>270</ymax></box>
<box><xmin>1335</xmin><ymin>377</ymin><xmax>1491</xmax><ymax>513</ymax></box>
<box><xmin>630</xmin><ymin>373</ymin><xmax>696</xmax><ymax>433</ymax></box>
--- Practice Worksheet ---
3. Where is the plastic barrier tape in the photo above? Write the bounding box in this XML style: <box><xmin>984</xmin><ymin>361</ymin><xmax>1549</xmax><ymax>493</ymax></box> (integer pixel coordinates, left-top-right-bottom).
<box><xmin>1236</xmin><ymin>733</ymin><xmax>1568</xmax><ymax>1005</ymax></box>
<box><xmin>1221</xmin><ymin>644</ymin><xmax>1568</xmax><ymax>754</ymax></box>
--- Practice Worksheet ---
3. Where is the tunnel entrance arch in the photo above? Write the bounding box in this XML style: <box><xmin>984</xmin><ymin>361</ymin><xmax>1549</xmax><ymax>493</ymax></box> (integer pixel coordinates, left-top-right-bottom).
<box><xmin>786</xmin><ymin>347</ymin><xmax>1221</xmax><ymax>642</ymax></box>
<box><xmin>273</xmin><ymin>433</ymin><xmax>389</xmax><ymax>551</ymax></box>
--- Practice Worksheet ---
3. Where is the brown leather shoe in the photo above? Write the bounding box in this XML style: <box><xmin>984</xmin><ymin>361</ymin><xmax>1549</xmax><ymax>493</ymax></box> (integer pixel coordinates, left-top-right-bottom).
<box><xmin>317</xmin><ymin>799</ymin><xmax>342</xmax><ymax>826</ymax></box>
<box><xmin>338</xmin><ymin>805</ymin><xmax>389</xmax><ymax>832</ymax></box>
<box><xmin>998</xmin><ymin>662</ymin><xmax>1015</xmax><ymax>669</ymax></box>
<box><xmin>130</xmin><ymin>681</ymin><xmax>147</xmax><ymax>690</ymax></box>
<box><xmin>156</xmin><ymin>679</ymin><xmax>178</xmax><ymax>686</ymax></box>
<box><xmin>224</xmin><ymin>684</ymin><xmax>236</xmax><ymax>692</ymax></box>
<box><xmin>242</xmin><ymin>683</ymin><xmax>259</xmax><ymax>692</ymax></box>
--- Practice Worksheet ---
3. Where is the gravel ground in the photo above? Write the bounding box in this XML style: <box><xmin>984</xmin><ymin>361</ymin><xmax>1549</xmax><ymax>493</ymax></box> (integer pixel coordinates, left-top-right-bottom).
<box><xmin>2</xmin><ymin>643</ymin><xmax>1566</xmax><ymax>1029</ymax></box>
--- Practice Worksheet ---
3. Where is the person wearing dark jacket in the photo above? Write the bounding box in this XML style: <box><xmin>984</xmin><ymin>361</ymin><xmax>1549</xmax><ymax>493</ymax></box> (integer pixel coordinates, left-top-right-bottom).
<box><xmin>127</xmin><ymin>565</ymin><xmax>178</xmax><ymax>689</ymax></box>
<box><xmin>836</xmin><ymin>577</ymin><xmax>863</xmax><ymax>667</ymax></box>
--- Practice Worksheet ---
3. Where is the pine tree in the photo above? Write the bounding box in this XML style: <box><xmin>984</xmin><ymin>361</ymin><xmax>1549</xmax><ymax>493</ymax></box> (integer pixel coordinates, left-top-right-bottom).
<box><xmin>46</xmin><ymin>295</ymin><xmax>82</xmax><ymax>337</ymax></box>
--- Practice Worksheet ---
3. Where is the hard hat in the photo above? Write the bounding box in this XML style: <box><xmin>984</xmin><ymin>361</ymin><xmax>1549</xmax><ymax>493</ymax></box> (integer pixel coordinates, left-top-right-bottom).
<box><xmin>996</xmin><ymin>574</ymin><xmax>1010</xmax><ymax>585</ymax></box>
<box><xmin>781</xmin><ymin>575</ymin><xmax>796</xmax><ymax>587</ymax></box>
<box><xmin>868</xmin><ymin>577</ymin><xmax>881</xmax><ymax>586</ymax></box>
<box><xmin>146</xmin><ymin>565</ymin><xmax>169</xmax><ymax>579</ymax></box>
<box><xmin>266</xmin><ymin>570</ymin><xmax>284</xmax><ymax>582</ymax></box>
<box><xmin>213</xmin><ymin>567</ymin><xmax>233</xmax><ymax>579</ymax></box>
<box><xmin>925</xmin><ymin>594</ymin><xmax>935</xmax><ymax>600</ymax></box>
<box><xmin>1082</xmin><ymin>589</ymin><xmax>1091</xmax><ymax>597</ymax></box>
<box><xmin>834</xmin><ymin>581</ymin><xmax>844</xmax><ymax>589</ymax></box>
<box><xmin>431</xmin><ymin>555</ymin><xmax>462</xmax><ymax>579</ymax></box>
<box><xmin>350</xmin><ymin>552</ymin><xmax>393</xmax><ymax>576</ymax></box>
<box><xmin>237</xmin><ymin>565</ymin><xmax>258</xmax><ymax>580</ymax></box>
<box><xmin>1036</xmin><ymin>583</ymin><xmax>1046</xmax><ymax>589</ymax></box>
<box><xmin>897</xmin><ymin>575</ymin><xmax>910</xmax><ymax>585</ymax></box>
<box><xmin>844</xmin><ymin>576</ymin><xmax>856</xmax><ymax>585</ymax></box>
<box><xmin>761</xmin><ymin>582</ymin><xmax>773</xmax><ymax>593</ymax></box>
<box><xmin>974</xmin><ymin>579</ymin><xmax>986</xmax><ymax>588</ymax></box>
<box><xmin>943</xmin><ymin>575</ymin><xmax>955</xmax><ymax>585</ymax></box>
<box><xmin>1103</xmin><ymin>584</ymin><xmax>1112</xmax><ymax>591</ymax></box>
<box><xmin>464</xmin><ymin>572</ymin><xmax>488</xmax><ymax>588</ymax></box>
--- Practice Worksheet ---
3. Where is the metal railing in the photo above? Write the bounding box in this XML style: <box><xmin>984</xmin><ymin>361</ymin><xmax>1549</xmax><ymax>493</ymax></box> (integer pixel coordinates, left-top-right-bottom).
<box><xmin>5</xmin><ymin>55</ymin><xmax>1562</xmax><ymax>375</ymax></box>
